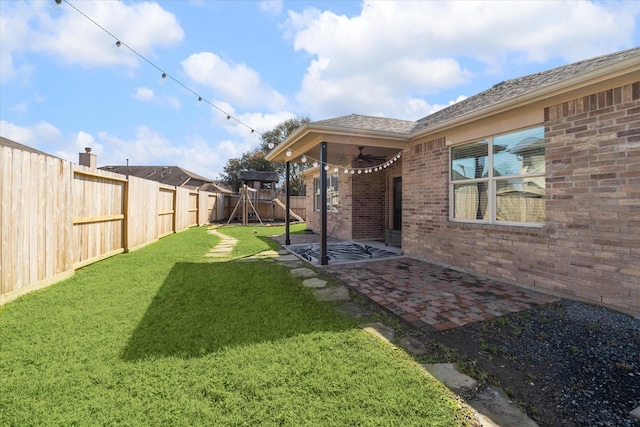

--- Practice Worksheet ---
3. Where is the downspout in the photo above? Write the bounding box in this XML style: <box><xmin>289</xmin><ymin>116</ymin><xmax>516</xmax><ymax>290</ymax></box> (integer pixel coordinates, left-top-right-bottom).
<box><xmin>285</xmin><ymin>161</ymin><xmax>290</xmax><ymax>245</ymax></box>
<box><xmin>320</xmin><ymin>142</ymin><xmax>328</xmax><ymax>265</ymax></box>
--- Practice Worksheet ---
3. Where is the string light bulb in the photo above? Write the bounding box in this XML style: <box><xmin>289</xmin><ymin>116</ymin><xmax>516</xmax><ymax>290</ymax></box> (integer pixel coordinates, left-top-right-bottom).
<box><xmin>268</xmin><ymin>142</ymin><xmax>275</xmax><ymax>149</ymax></box>
<box><xmin>285</xmin><ymin>149</ymin><xmax>292</xmax><ymax>157</ymax></box>
<box><xmin>161</xmin><ymin>73</ymin><xmax>166</xmax><ymax>79</ymax></box>
<box><xmin>324</xmin><ymin>165</ymin><xmax>329</xmax><ymax>171</ymax></box>
<box><xmin>301</xmin><ymin>155</ymin><xmax>307</xmax><ymax>163</ymax></box>
<box><xmin>313</xmin><ymin>161</ymin><xmax>318</xmax><ymax>167</ymax></box>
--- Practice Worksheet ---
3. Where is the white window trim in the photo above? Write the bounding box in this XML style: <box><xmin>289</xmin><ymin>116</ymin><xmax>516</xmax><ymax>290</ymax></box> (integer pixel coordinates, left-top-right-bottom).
<box><xmin>449</xmin><ymin>126</ymin><xmax>545</xmax><ymax>227</ymax></box>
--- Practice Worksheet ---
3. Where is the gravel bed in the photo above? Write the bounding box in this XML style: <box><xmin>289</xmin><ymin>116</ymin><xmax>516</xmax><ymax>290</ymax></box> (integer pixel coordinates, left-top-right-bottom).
<box><xmin>436</xmin><ymin>300</ymin><xmax>640</xmax><ymax>427</ymax></box>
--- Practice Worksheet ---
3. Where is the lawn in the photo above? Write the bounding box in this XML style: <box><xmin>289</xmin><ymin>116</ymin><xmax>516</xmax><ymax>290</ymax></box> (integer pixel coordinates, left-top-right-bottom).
<box><xmin>0</xmin><ymin>225</ymin><xmax>471</xmax><ymax>426</ymax></box>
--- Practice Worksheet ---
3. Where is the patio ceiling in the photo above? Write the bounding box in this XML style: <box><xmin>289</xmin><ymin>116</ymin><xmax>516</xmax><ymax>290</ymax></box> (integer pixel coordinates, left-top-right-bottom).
<box><xmin>265</xmin><ymin>122</ymin><xmax>409</xmax><ymax>168</ymax></box>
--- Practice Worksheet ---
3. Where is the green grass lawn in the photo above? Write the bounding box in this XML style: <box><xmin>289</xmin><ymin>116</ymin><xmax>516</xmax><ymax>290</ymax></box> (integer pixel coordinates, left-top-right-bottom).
<box><xmin>0</xmin><ymin>224</ymin><xmax>471</xmax><ymax>426</ymax></box>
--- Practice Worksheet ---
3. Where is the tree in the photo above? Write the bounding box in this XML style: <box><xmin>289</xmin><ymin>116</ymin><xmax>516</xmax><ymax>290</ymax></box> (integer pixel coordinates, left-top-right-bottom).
<box><xmin>220</xmin><ymin>150</ymin><xmax>275</xmax><ymax>193</ymax></box>
<box><xmin>260</xmin><ymin>116</ymin><xmax>311</xmax><ymax>196</ymax></box>
<box><xmin>219</xmin><ymin>116</ymin><xmax>311</xmax><ymax>195</ymax></box>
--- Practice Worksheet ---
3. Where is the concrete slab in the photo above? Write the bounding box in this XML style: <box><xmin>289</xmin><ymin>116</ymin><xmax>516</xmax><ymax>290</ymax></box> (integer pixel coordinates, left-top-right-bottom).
<box><xmin>302</xmin><ymin>278</ymin><xmax>327</xmax><ymax>288</ymax></box>
<box><xmin>276</xmin><ymin>254</ymin><xmax>301</xmax><ymax>262</ymax></box>
<box><xmin>290</xmin><ymin>268</ymin><xmax>317</xmax><ymax>279</ymax></box>
<box><xmin>278</xmin><ymin>261</ymin><xmax>305</xmax><ymax>268</ymax></box>
<box><xmin>423</xmin><ymin>363</ymin><xmax>478</xmax><ymax>392</ymax></box>
<box><xmin>398</xmin><ymin>336</ymin><xmax>429</xmax><ymax>355</ymax></box>
<box><xmin>334</xmin><ymin>302</ymin><xmax>374</xmax><ymax>319</ymax></box>
<box><xmin>359</xmin><ymin>322</ymin><xmax>396</xmax><ymax>347</ymax></box>
<box><xmin>469</xmin><ymin>386</ymin><xmax>539</xmax><ymax>427</ymax></box>
<box><xmin>312</xmin><ymin>286</ymin><xmax>350</xmax><ymax>302</ymax></box>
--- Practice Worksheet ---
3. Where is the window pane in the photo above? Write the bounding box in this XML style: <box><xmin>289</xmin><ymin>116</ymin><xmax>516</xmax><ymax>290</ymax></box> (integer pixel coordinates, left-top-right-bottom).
<box><xmin>495</xmin><ymin>178</ymin><xmax>545</xmax><ymax>223</ymax></box>
<box><xmin>315</xmin><ymin>174</ymin><xmax>339</xmax><ymax>211</ymax></box>
<box><xmin>453</xmin><ymin>182</ymin><xmax>487</xmax><ymax>220</ymax></box>
<box><xmin>451</xmin><ymin>139</ymin><xmax>489</xmax><ymax>180</ymax></box>
<box><xmin>493</xmin><ymin>127</ymin><xmax>544</xmax><ymax>177</ymax></box>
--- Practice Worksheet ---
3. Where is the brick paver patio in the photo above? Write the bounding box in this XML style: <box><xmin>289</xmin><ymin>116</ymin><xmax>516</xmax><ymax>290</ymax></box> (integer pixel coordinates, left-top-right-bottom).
<box><xmin>323</xmin><ymin>257</ymin><xmax>559</xmax><ymax>332</ymax></box>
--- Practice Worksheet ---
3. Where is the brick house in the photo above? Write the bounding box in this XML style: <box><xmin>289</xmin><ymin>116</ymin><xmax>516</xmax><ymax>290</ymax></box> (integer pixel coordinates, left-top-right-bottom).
<box><xmin>266</xmin><ymin>47</ymin><xmax>640</xmax><ymax>316</ymax></box>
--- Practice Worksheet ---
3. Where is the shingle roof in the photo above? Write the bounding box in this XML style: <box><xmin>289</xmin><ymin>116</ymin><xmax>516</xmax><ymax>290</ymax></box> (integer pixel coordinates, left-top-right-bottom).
<box><xmin>238</xmin><ymin>170</ymin><xmax>280</xmax><ymax>182</ymax></box>
<box><xmin>314</xmin><ymin>114</ymin><xmax>416</xmax><ymax>135</ymax></box>
<box><xmin>412</xmin><ymin>46</ymin><xmax>640</xmax><ymax>134</ymax></box>
<box><xmin>99</xmin><ymin>165</ymin><xmax>215</xmax><ymax>188</ymax></box>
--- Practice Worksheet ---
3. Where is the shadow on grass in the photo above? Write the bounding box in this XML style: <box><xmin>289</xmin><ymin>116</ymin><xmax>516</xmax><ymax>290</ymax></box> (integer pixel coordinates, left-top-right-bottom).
<box><xmin>121</xmin><ymin>261</ymin><xmax>352</xmax><ymax>361</ymax></box>
<box><xmin>256</xmin><ymin>236</ymin><xmax>282</xmax><ymax>252</ymax></box>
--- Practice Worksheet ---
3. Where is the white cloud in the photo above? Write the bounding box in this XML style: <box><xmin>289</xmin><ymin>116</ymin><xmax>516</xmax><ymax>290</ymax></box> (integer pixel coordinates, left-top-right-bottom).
<box><xmin>132</xmin><ymin>87</ymin><xmax>155</xmax><ymax>102</ymax></box>
<box><xmin>182</xmin><ymin>52</ymin><xmax>287</xmax><ymax>110</ymax></box>
<box><xmin>132</xmin><ymin>87</ymin><xmax>182</xmax><ymax>109</ymax></box>
<box><xmin>0</xmin><ymin>120</ymin><xmax>62</xmax><ymax>151</ymax></box>
<box><xmin>260</xmin><ymin>0</ymin><xmax>283</xmax><ymax>15</ymax></box>
<box><xmin>0</xmin><ymin>0</ymin><xmax>184</xmax><ymax>81</ymax></box>
<box><xmin>285</xmin><ymin>0</ymin><xmax>639</xmax><ymax>119</ymax></box>
<box><xmin>0</xmin><ymin>121</ymin><xmax>231</xmax><ymax>179</ymax></box>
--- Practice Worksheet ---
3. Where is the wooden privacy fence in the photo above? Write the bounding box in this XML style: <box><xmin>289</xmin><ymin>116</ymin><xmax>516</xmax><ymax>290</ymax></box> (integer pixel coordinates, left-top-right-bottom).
<box><xmin>0</xmin><ymin>146</ymin><xmax>225</xmax><ymax>305</ymax></box>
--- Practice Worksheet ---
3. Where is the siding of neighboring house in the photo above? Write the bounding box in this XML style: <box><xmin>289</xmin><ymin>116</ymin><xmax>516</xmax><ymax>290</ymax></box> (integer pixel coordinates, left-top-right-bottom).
<box><xmin>402</xmin><ymin>81</ymin><xmax>640</xmax><ymax>316</ymax></box>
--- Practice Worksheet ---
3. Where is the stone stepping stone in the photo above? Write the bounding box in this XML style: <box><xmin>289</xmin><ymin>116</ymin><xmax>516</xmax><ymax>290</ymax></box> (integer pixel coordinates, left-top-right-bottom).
<box><xmin>334</xmin><ymin>302</ymin><xmax>374</xmax><ymax>319</ymax></box>
<box><xmin>275</xmin><ymin>254</ymin><xmax>301</xmax><ymax>262</ymax></box>
<box><xmin>278</xmin><ymin>261</ymin><xmax>304</xmax><ymax>268</ymax></box>
<box><xmin>359</xmin><ymin>322</ymin><xmax>395</xmax><ymax>347</ymax></box>
<box><xmin>312</xmin><ymin>286</ymin><xmax>350</xmax><ymax>301</ymax></box>
<box><xmin>302</xmin><ymin>278</ymin><xmax>327</xmax><ymax>288</ymax></box>
<box><xmin>290</xmin><ymin>268</ymin><xmax>317</xmax><ymax>279</ymax></box>
<box><xmin>398</xmin><ymin>336</ymin><xmax>429</xmax><ymax>355</ymax></box>
<box><xmin>422</xmin><ymin>363</ymin><xmax>477</xmax><ymax>392</ymax></box>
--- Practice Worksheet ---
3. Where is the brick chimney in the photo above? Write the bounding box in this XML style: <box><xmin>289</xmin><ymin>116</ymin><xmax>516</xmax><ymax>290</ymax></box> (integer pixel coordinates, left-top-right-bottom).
<box><xmin>79</xmin><ymin>147</ymin><xmax>96</xmax><ymax>168</ymax></box>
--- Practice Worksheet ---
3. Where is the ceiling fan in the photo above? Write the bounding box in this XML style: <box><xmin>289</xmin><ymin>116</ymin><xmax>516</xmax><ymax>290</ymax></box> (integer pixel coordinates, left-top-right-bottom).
<box><xmin>356</xmin><ymin>146</ymin><xmax>386</xmax><ymax>164</ymax></box>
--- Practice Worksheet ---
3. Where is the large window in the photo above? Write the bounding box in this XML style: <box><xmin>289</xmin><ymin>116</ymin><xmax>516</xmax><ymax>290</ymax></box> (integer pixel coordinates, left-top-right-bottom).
<box><xmin>450</xmin><ymin>126</ymin><xmax>545</xmax><ymax>225</ymax></box>
<box><xmin>314</xmin><ymin>173</ymin><xmax>339</xmax><ymax>212</ymax></box>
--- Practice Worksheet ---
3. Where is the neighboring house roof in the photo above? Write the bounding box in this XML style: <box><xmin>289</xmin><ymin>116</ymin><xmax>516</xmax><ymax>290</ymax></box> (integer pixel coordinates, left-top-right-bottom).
<box><xmin>0</xmin><ymin>136</ymin><xmax>59</xmax><ymax>158</ymax></box>
<box><xmin>411</xmin><ymin>46</ymin><xmax>640</xmax><ymax>135</ymax></box>
<box><xmin>99</xmin><ymin>165</ymin><xmax>224</xmax><ymax>191</ymax></box>
<box><xmin>313</xmin><ymin>114</ymin><xmax>416</xmax><ymax>135</ymax></box>
<box><xmin>200</xmin><ymin>182</ymin><xmax>233</xmax><ymax>194</ymax></box>
<box><xmin>238</xmin><ymin>170</ymin><xmax>280</xmax><ymax>182</ymax></box>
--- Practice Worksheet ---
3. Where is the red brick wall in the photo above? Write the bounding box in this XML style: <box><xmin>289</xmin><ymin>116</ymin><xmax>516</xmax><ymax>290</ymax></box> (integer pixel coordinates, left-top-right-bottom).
<box><xmin>403</xmin><ymin>82</ymin><xmax>640</xmax><ymax>316</ymax></box>
<box><xmin>351</xmin><ymin>171</ymin><xmax>386</xmax><ymax>239</ymax></box>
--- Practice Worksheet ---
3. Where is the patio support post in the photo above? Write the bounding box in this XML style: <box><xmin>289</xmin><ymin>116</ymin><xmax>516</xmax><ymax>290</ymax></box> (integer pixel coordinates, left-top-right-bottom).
<box><xmin>285</xmin><ymin>160</ymin><xmax>290</xmax><ymax>245</ymax></box>
<box><xmin>320</xmin><ymin>141</ymin><xmax>328</xmax><ymax>265</ymax></box>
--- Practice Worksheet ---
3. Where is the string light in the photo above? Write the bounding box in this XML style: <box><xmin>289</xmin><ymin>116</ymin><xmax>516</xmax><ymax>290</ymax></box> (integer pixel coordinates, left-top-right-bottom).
<box><xmin>57</xmin><ymin>0</ymin><xmax>408</xmax><ymax>173</ymax></box>
<box><xmin>57</xmin><ymin>0</ymin><xmax>261</xmax><ymax>137</ymax></box>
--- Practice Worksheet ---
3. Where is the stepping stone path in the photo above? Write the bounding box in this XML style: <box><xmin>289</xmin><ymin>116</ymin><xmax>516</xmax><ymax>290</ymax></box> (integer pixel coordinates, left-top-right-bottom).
<box><xmin>205</xmin><ymin>236</ymin><xmax>540</xmax><ymax>427</ymax></box>
<box><xmin>204</xmin><ymin>228</ymin><xmax>237</xmax><ymax>260</ymax></box>
<box><xmin>272</xmin><ymin>248</ymin><xmax>539</xmax><ymax>427</ymax></box>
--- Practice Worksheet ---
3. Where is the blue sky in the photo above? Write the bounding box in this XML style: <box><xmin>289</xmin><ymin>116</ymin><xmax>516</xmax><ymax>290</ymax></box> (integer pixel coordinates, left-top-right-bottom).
<box><xmin>1</xmin><ymin>0</ymin><xmax>639</xmax><ymax>180</ymax></box>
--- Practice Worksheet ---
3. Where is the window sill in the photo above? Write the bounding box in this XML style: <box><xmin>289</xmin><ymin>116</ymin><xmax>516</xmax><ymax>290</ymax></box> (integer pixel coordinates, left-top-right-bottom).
<box><xmin>447</xmin><ymin>220</ymin><xmax>549</xmax><ymax>237</ymax></box>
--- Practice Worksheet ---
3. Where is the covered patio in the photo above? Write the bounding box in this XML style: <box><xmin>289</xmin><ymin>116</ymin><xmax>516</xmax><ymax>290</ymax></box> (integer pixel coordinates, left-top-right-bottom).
<box><xmin>265</xmin><ymin>114</ymin><xmax>414</xmax><ymax>265</ymax></box>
